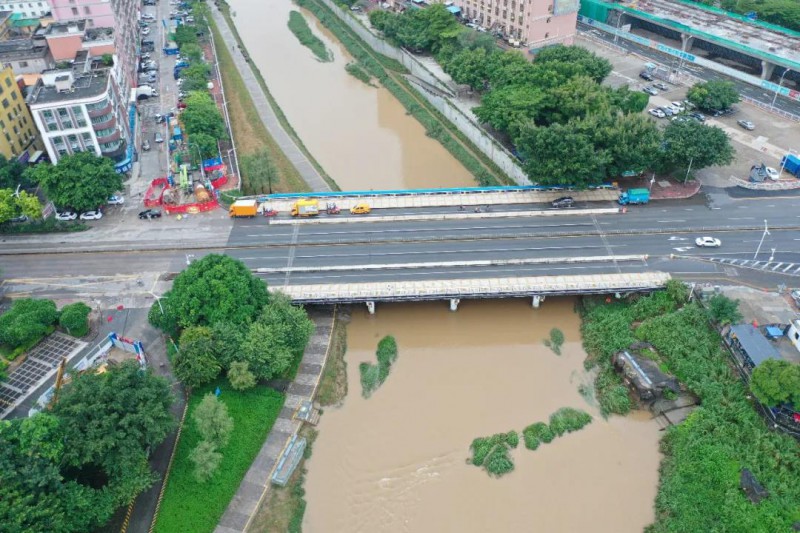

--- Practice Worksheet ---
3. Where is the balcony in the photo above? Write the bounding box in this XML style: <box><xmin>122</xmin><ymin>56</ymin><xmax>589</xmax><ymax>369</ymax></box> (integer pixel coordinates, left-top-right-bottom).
<box><xmin>100</xmin><ymin>138</ymin><xmax>126</xmax><ymax>159</ymax></box>
<box><xmin>91</xmin><ymin>115</ymin><xmax>117</xmax><ymax>131</ymax></box>
<box><xmin>96</xmin><ymin>129</ymin><xmax>121</xmax><ymax>145</ymax></box>
<box><xmin>87</xmin><ymin>101</ymin><xmax>112</xmax><ymax>118</ymax></box>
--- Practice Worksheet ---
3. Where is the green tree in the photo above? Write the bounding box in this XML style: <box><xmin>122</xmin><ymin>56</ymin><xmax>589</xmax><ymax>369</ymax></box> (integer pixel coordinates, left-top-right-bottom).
<box><xmin>173</xmin><ymin>24</ymin><xmax>199</xmax><ymax>47</ymax></box>
<box><xmin>59</xmin><ymin>302</ymin><xmax>91</xmax><ymax>337</ymax></box>
<box><xmin>473</xmin><ymin>84</ymin><xmax>545</xmax><ymax>139</ymax></box>
<box><xmin>706</xmin><ymin>294</ymin><xmax>742</xmax><ymax>325</ymax></box>
<box><xmin>444</xmin><ymin>47</ymin><xmax>493</xmax><ymax>91</ymax></box>
<box><xmin>665</xmin><ymin>279</ymin><xmax>690</xmax><ymax>306</ymax></box>
<box><xmin>228</xmin><ymin>361</ymin><xmax>256</xmax><ymax>391</ymax></box>
<box><xmin>0</xmin><ymin>188</ymin><xmax>42</xmax><ymax>223</ymax></box>
<box><xmin>52</xmin><ymin>361</ymin><xmax>174</xmax><ymax>505</ymax></box>
<box><xmin>181</xmin><ymin>61</ymin><xmax>210</xmax><ymax>81</ymax></box>
<box><xmin>0</xmin><ymin>298</ymin><xmax>58</xmax><ymax>348</ymax></box>
<box><xmin>515</xmin><ymin>122</ymin><xmax>610</xmax><ymax>187</ymax></box>
<box><xmin>211</xmin><ymin>321</ymin><xmax>244</xmax><ymax>369</ymax></box>
<box><xmin>533</xmin><ymin>44</ymin><xmax>612</xmax><ymax>83</ymax></box>
<box><xmin>179</xmin><ymin>42</ymin><xmax>204</xmax><ymax>63</ymax></box>
<box><xmin>193</xmin><ymin>393</ymin><xmax>233</xmax><ymax>448</ymax></box>
<box><xmin>190</xmin><ymin>440</ymin><xmax>222</xmax><ymax>482</ymax></box>
<box><xmin>687</xmin><ymin>80</ymin><xmax>741</xmax><ymax>111</ymax></box>
<box><xmin>750</xmin><ymin>359</ymin><xmax>800</xmax><ymax>407</ymax></box>
<box><xmin>538</xmin><ymin>76</ymin><xmax>611</xmax><ymax>126</ymax></box>
<box><xmin>485</xmin><ymin>50</ymin><xmax>538</xmax><ymax>89</ymax></box>
<box><xmin>181</xmin><ymin>92</ymin><xmax>226</xmax><ymax>140</ymax></box>
<box><xmin>150</xmin><ymin>254</ymin><xmax>269</xmax><ymax>332</ymax></box>
<box><xmin>660</xmin><ymin>121</ymin><xmax>735</xmax><ymax>178</ymax></box>
<box><xmin>24</xmin><ymin>152</ymin><xmax>123</xmax><ymax>212</ymax></box>
<box><xmin>609</xmin><ymin>85</ymin><xmax>650</xmax><ymax>114</ymax></box>
<box><xmin>241</xmin><ymin>148</ymin><xmax>280</xmax><ymax>195</ymax></box>
<box><xmin>190</xmin><ymin>132</ymin><xmax>218</xmax><ymax>160</ymax></box>
<box><xmin>580</xmin><ymin>113</ymin><xmax>661</xmax><ymax>178</ymax></box>
<box><xmin>0</xmin><ymin>154</ymin><xmax>28</xmax><ymax>189</ymax></box>
<box><xmin>174</xmin><ymin>326</ymin><xmax>221</xmax><ymax>388</ymax></box>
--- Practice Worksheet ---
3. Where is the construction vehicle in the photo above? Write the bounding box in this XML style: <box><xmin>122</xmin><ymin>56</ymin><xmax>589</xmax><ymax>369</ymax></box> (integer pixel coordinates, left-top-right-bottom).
<box><xmin>326</xmin><ymin>202</ymin><xmax>341</xmax><ymax>215</ymax></box>
<box><xmin>229</xmin><ymin>199</ymin><xmax>258</xmax><ymax>218</ymax></box>
<box><xmin>618</xmin><ymin>188</ymin><xmax>650</xmax><ymax>205</ymax></box>
<box><xmin>291</xmin><ymin>199</ymin><xmax>320</xmax><ymax>217</ymax></box>
<box><xmin>350</xmin><ymin>203</ymin><xmax>371</xmax><ymax>215</ymax></box>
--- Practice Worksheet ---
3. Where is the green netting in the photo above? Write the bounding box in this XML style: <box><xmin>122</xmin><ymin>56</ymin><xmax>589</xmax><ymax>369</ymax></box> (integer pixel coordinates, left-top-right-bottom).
<box><xmin>676</xmin><ymin>0</ymin><xmax>800</xmax><ymax>38</ymax></box>
<box><xmin>579</xmin><ymin>0</ymin><xmax>611</xmax><ymax>23</ymax></box>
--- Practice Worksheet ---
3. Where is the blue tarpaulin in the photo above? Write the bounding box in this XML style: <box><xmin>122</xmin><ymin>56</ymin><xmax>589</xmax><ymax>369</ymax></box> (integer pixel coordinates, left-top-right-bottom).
<box><xmin>447</xmin><ymin>5</ymin><xmax>461</xmax><ymax>14</ymax></box>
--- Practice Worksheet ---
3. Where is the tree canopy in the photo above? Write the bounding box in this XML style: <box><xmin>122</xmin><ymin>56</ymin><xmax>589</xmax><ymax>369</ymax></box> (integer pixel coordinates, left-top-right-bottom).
<box><xmin>686</xmin><ymin>80</ymin><xmax>741</xmax><ymax>112</ymax></box>
<box><xmin>750</xmin><ymin>359</ymin><xmax>800</xmax><ymax>408</ymax></box>
<box><xmin>660</xmin><ymin>120</ymin><xmax>735</xmax><ymax>178</ymax></box>
<box><xmin>0</xmin><ymin>188</ymin><xmax>42</xmax><ymax>224</ymax></box>
<box><xmin>0</xmin><ymin>154</ymin><xmax>28</xmax><ymax>190</ymax></box>
<box><xmin>181</xmin><ymin>91</ymin><xmax>227</xmax><ymax>141</ymax></box>
<box><xmin>23</xmin><ymin>152</ymin><xmax>122</xmax><ymax>213</ymax></box>
<box><xmin>150</xmin><ymin>254</ymin><xmax>269</xmax><ymax>334</ymax></box>
<box><xmin>0</xmin><ymin>298</ymin><xmax>58</xmax><ymax>349</ymax></box>
<box><xmin>369</xmin><ymin>4</ymin><xmax>462</xmax><ymax>54</ymax></box>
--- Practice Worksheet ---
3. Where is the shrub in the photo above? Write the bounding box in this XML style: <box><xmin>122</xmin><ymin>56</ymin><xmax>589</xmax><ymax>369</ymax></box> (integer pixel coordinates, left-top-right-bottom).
<box><xmin>522</xmin><ymin>422</ymin><xmax>554</xmax><ymax>450</ymax></box>
<box><xmin>470</xmin><ymin>431</ymin><xmax>518</xmax><ymax>467</ymax></box>
<box><xmin>227</xmin><ymin>361</ymin><xmax>256</xmax><ymax>391</ymax></box>
<box><xmin>544</xmin><ymin>327</ymin><xmax>565</xmax><ymax>355</ymax></box>
<box><xmin>190</xmin><ymin>440</ymin><xmax>222</xmax><ymax>483</ymax></box>
<box><xmin>706</xmin><ymin>294</ymin><xmax>742</xmax><ymax>325</ymax></box>
<box><xmin>360</xmin><ymin>336</ymin><xmax>399</xmax><ymax>397</ymax></box>
<box><xmin>193</xmin><ymin>393</ymin><xmax>234</xmax><ymax>449</ymax></box>
<box><xmin>484</xmin><ymin>445</ymin><xmax>514</xmax><ymax>476</ymax></box>
<box><xmin>0</xmin><ymin>298</ymin><xmax>58</xmax><ymax>349</ymax></box>
<box><xmin>548</xmin><ymin>407</ymin><xmax>592</xmax><ymax>436</ymax></box>
<box><xmin>287</xmin><ymin>10</ymin><xmax>331</xmax><ymax>62</ymax></box>
<box><xmin>59</xmin><ymin>302</ymin><xmax>91</xmax><ymax>337</ymax></box>
<box><xmin>359</xmin><ymin>362</ymin><xmax>379</xmax><ymax>398</ymax></box>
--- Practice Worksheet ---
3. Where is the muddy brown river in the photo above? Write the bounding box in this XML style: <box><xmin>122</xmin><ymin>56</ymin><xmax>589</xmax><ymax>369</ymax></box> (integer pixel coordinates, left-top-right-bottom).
<box><xmin>228</xmin><ymin>0</ymin><xmax>473</xmax><ymax>191</ymax></box>
<box><xmin>304</xmin><ymin>299</ymin><xmax>661</xmax><ymax>532</ymax></box>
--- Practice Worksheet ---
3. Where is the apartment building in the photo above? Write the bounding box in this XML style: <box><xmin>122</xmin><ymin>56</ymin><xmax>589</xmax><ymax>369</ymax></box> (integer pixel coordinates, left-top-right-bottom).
<box><xmin>0</xmin><ymin>64</ymin><xmax>41</xmax><ymax>160</ymax></box>
<box><xmin>47</xmin><ymin>0</ymin><xmax>137</xmax><ymax>92</ymax></box>
<box><xmin>0</xmin><ymin>1</ymin><xmax>50</xmax><ymax>19</ymax></box>
<box><xmin>27</xmin><ymin>52</ymin><xmax>130</xmax><ymax>169</ymax></box>
<box><xmin>43</xmin><ymin>20</ymin><xmax>113</xmax><ymax>61</ymax></box>
<box><xmin>454</xmin><ymin>0</ymin><xmax>579</xmax><ymax>47</ymax></box>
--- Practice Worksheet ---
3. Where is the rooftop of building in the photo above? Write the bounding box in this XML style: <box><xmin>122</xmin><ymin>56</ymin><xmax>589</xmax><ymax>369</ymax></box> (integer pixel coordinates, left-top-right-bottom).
<box><xmin>44</xmin><ymin>19</ymin><xmax>85</xmax><ymax>37</ymax></box>
<box><xmin>0</xmin><ymin>37</ymin><xmax>46</xmax><ymax>54</ymax></box>
<box><xmin>83</xmin><ymin>26</ymin><xmax>113</xmax><ymax>43</ymax></box>
<box><xmin>618</xmin><ymin>0</ymin><xmax>800</xmax><ymax>67</ymax></box>
<box><xmin>27</xmin><ymin>60</ymin><xmax>109</xmax><ymax>106</ymax></box>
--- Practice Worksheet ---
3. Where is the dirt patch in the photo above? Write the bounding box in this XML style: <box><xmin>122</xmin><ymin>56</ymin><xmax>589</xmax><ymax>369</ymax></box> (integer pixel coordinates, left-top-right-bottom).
<box><xmin>248</xmin><ymin>426</ymin><xmax>318</xmax><ymax>533</ymax></box>
<box><xmin>315</xmin><ymin>311</ymin><xmax>348</xmax><ymax>407</ymax></box>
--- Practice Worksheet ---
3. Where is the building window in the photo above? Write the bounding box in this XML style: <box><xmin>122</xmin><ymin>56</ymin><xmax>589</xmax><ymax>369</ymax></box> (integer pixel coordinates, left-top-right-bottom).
<box><xmin>82</xmin><ymin>132</ymin><xmax>93</xmax><ymax>143</ymax></box>
<box><xmin>71</xmin><ymin>7</ymin><xmax>78</xmax><ymax>15</ymax></box>
<box><xmin>0</xmin><ymin>119</ymin><xmax>4</xmax><ymax>129</ymax></box>
<box><xmin>3</xmin><ymin>78</ymin><xmax>9</xmax><ymax>88</ymax></box>
<box><xmin>58</xmin><ymin>108</ymin><xmax>68</xmax><ymax>117</ymax></box>
<box><xmin>58</xmin><ymin>149</ymin><xmax>68</xmax><ymax>157</ymax></box>
<box><xmin>1</xmin><ymin>99</ymin><xmax>8</xmax><ymax>109</ymax></box>
<box><xmin>5</xmin><ymin>132</ymin><xmax>11</xmax><ymax>142</ymax></box>
<box><xmin>47</xmin><ymin>122</ymin><xmax>58</xmax><ymax>132</ymax></box>
<box><xmin>76</xmin><ymin>118</ymin><xmax>87</xmax><ymax>128</ymax></box>
<box><xmin>83</xmin><ymin>6</ymin><xmax>90</xmax><ymax>14</ymax></box>
<box><xmin>53</xmin><ymin>136</ymin><xmax>65</xmax><ymax>146</ymax></box>
<box><xmin>19</xmin><ymin>61</ymin><xmax>28</xmax><ymax>68</ymax></box>
<box><xmin>12</xmin><ymin>125</ymin><xmax>18</xmax><ymax>134</ymax></box>
<box><xmin>61</xmin><ymin>120</ymin><xmax>73</xmax><ymax>129</ymax></box>
<box><xmin>71</xmin><ymin>106</ymin><xmax>83</xmax><ymax>118</ymax></box>
<box><xmin>11</xmin><ymin>91</ymin><xmax>16</xmax><ymax>101</ymax></box>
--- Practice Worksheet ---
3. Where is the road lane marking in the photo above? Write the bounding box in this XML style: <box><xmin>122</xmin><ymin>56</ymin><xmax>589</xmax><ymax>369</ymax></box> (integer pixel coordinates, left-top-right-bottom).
<box><xmin>657</xmin><ymin>219</ymin><xmax>686</xmax><ymax>223</ymax></box>
<box><xmin>782</xmin><ymin>264</ymin><xmax>795</xmax><ymax>272</ymax></box>
<box><xmin>728</xmin><ymin>217</ymin><xmax>755</xmax><ymax>220</ymax></box>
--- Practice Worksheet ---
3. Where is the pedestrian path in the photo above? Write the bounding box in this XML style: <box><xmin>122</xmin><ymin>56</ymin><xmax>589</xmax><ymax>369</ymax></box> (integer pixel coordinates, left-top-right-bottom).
<box><xmin>215</xmin><ymin>307</ymin><xmax>335</xmax><ymax>533</ymax></box>
<box><xmin>705</xmin><ymin>257</ymin><xmax>800</xmax><ymax>277</ymax></box>
<box><xmin>209</xmin><ymin>6</ymin><xmax>331</xmax><ymax>193</ymax></box>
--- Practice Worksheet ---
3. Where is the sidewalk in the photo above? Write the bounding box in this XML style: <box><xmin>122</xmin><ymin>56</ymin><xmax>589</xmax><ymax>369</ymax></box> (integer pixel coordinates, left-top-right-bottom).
<box><xmin>209</xmin><ymin>6</ymin><xmax>331</xmax><ymax>193</ymax></box>
<box><xmin>215</xmin><ymin>307</ymin><xmax>335</xmax><ymax>533</ymax></box>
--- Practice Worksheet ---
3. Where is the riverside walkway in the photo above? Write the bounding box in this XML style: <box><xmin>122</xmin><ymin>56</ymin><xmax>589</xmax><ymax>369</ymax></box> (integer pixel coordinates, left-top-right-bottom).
<box><xmin>210</xmin><ymin>4</ymin><xmax>331</xmax><ymax>193</ymax></box>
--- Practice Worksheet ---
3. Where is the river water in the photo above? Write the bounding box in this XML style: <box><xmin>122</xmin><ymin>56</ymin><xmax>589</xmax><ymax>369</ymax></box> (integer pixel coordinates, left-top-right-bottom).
<box><xmin>228</xmin><ymin>0</ymin><xmax>473</xmax><ymax>191</ymax></box>
<box><xmin>304</xmin><ymin>299</ymin><xmax>662</xmax><ymax>532</ymax></box>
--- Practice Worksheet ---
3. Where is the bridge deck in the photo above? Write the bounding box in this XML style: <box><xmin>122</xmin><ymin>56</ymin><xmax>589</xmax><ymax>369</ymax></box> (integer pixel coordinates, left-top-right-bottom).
<box><xmin>274</xmin><ymin>272</ymin><xmax>671</xmax><ymax>303</ymax></box>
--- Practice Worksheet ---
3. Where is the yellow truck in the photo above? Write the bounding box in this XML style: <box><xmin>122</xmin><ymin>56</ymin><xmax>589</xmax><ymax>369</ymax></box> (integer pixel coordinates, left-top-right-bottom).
<box><xmin>291</xmin><ymin>199</ymin><xmax>320</xmax><ymax>217</ymax></box>
<box><xmin>229</xmin><ymin>199</ymin><xmax>258</xmax><ymax>218</ymax></box>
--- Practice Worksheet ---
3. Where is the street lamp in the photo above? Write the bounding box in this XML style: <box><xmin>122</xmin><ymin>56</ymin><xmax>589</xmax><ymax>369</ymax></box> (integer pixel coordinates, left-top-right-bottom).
<box><xmin>771</xmin><ymin>68</ymin><xmax>790</xmax><ymax>110</ymax></box>
<box><xmin>754</xmin><ymin>219</ymin><xmax>770</xmax><ymax>260</ymax></box>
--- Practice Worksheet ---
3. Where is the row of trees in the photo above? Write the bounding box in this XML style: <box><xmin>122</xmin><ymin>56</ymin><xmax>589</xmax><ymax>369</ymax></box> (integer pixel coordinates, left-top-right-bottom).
<box><xmin>0</xmin><ymin>361</ymin><xmax>175</xmax><ymax>532</ymax></box>
<box><xmin>149</xmin><ymin>254</ymin><xmax>314</xmax><ymax>392</ymax></box>
<box><xmin>0</xmin><ymin>299</ymin><xmax>91</xmax><ymax>352</ymax></box>
<box><xmin>181</xmin><ymin>92</ymin><xmax>227</xmax><ymax>161</ymax></box>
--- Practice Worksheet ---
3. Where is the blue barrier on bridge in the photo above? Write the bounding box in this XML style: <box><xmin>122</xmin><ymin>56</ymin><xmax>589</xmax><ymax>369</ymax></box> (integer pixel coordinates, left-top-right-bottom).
<box><xmin>260</xmin><ymin>184</ymin><xmax>614</xmax><ymax>201</ymax></box>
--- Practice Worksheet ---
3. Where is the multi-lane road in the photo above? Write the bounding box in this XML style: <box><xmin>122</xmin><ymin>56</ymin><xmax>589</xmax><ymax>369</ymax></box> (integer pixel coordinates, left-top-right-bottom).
<box><xmin>3</xmin><ymin>195</ymin><xmax>800</xmax><ymax>295</ymax></box>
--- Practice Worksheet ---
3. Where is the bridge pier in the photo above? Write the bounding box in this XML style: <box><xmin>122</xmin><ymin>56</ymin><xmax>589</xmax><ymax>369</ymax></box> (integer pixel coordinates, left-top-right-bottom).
<box><xmin>449</xmin><ymin>298</ymin><xmax>460</xmax><ymax>311</ymax></box>
<box><xmin>680</xmin><ymin>33</ymin><xmax>694</xmax><ymax>53</ymax></box>
<box><xmin>761</xmin><ymin>60</ymin><xmax>775</xmax><ymax>80</ymax></box>
<box><xmin>532</xmin><ymin>295</ymin><xmax>545</xmax><ymax>308</ymax></box>
<box><xmin>366</xmin><ymin>301</ymin><xmax>375</xmax><ymax>315</ymax></box>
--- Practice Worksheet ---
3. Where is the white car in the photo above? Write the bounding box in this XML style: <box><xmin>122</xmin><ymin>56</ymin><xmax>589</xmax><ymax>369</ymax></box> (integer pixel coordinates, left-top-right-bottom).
<box><xmin>670</xmin><ymin>101</ymin><xmax>685</xmax><ymax>112</ymax></box>
<box><xmin>55</xmin><ymin>211</ymin><xmax>77</xmax><ymax>221</ymax></box>
<box><xmin>80</xmin><ymin>210</ymin><xmax>103</xmax><ymax>220</ymax></box>
<box><xmin>765</xmin><ymin>167</ymin><xmax>780</xmax><ymax>180</ymax></box>
<box><xmin>141</xmin><ymin>27</ymin><xmax>150</xmax><ymax>35</ymax></box>
<box><xmin>108</xmin><ymin>195</ymin><xmax>125</xmax><ymax>205</ymax></box>
<box><xmin>648</xmin><ymin>108</ymin><xmax>666</xmax><ymax>118</ymax></box>
<box><xmin>695</xmin><ymin>236</ymin><xmax>721</xmax><ymax>248</ymax></box>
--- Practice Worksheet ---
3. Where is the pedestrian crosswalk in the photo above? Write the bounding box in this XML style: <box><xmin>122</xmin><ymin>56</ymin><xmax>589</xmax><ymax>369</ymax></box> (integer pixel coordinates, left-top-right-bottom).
<box><xmin>706</xmin><ymin>257</ymin><xmax>800</xmax><ymax>276</ymax></box>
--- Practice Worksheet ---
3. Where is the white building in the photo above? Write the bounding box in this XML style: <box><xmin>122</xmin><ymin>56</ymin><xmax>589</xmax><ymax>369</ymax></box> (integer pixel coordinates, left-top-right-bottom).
<box><xmin>27</xmin><ymin>52</ymin><xmax>130</xmax><ymax>167</ymax></box>
<box><xmin>0</xmin><ymin>1</ymin><xmax>50</xmax><ymax>18</ymax></box>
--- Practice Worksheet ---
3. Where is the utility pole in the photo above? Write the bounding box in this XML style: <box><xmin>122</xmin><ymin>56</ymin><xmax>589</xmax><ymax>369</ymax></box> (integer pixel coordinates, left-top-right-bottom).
<box><xmin>754</xmin><ymin>219</ymin><xmax>770</xmax><ymax>260</ymax></box>
<box><xmin>771</xmin><ymin>69</ymin><xmax>789</xmax><ymax>110</ymax></box>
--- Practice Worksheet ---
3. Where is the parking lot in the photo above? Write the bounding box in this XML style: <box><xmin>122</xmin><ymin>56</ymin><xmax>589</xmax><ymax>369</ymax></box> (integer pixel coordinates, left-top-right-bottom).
<box><xmin>577</xmin><ymin>35</ymin><xmax>800</xmax><ymax>189</ymax></box>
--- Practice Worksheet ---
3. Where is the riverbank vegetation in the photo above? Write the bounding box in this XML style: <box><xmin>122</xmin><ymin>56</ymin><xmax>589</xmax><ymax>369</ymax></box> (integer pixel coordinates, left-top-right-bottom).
<box><xmin>153</xmin><ymin>380</ymin><xmax>284</xmax><ymax>533</ymax></box>
<box><xmin>298</xmin><ymin>0</ymin><xmax>510</xmax><ymax>186</ymax></box>
<box><xmin>544</xmin><ymin>327</ymin><xmax>565</xmax><ymax>355</ymax></box>
<box><xmin>523</xmin><ymin>408</ymin><xmax>592</xmax><ymax>450</ymax></box>
<box><xmin>317</xmin><ymin>314</ymin><xmax>348</xmax><ymax>406</ymax></box>
<box><xmin>470</xmin><ymin>431</ymin><xmax>518</xmax><ymax>477</ymax></box>
<box><xmin>345</xmin><ymin>61</ymin><xmax>374</xmax><ymax>86</ymax></box>
<box><xmin>288</xmin><ymin>10</ymin><xmax>332</xmax><ymax>62</ymax></box>
<box><xmin>214</xmin><ymin>3</ymin><xmax>338</xmax><ymax>191</ymax></box>
<box><xmin>359</xmin><ymin>335</ymin><xmax>398</xmax><ymax>397</ymax></box>
<box><xmin>370</xmin><ymin>5</ymin><xmax>733</xmax><ymax>186</ymax></box>
<box><xmin>150</xmin><ymin>255</ymin><xmax>314</xmax><ymax>532</ymax></box>
<box><xmin>580</xmin><ymin>283</ymin><xmax>800</xmax><ymax>530</ymax></box>
<box><xmin>0</xmin><ymin>362</ymin><xmax>174</xmax><ymax>533</ymax></box>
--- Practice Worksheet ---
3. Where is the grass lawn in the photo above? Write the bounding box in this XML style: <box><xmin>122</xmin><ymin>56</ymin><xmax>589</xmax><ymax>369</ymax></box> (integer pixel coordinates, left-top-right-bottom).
<box><xmin>153</xmin><ymin>380</ymin><xmax>285</xmax><ymax>533</ymax></box>
<box><xmin>209</xmin><ymin>18</ymin><xmax>310</xmax><ymax>194</ymax></box>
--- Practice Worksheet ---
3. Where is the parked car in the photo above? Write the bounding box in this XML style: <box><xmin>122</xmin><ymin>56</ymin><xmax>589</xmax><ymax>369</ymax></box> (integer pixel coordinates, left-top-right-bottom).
<box><xmin>551</xmin><ymin>196</ymin><xmax>574</xmax><ymax>209</ymax></box>
<box><xmin>55</xmin><ymin>211</ymin><xmax>78</xmax><ymax>221</ymax></box>
<box><xmin>791</xmin><ymin>289</ymin><xmax>800</xmax><ymax>308</ymax></box>
<box><xmin>154</xmin><ymin>131</ymin><xmax>164</xmax><ymax>143</ymax></box>
<box><xmin>653</xmin><ymin>81</ymin><xmax>668</xmax><ymax>91</ymax></box>
<box><xmin>689</xmin><ymin>112</ymin><xmax>706</xmax><ymax>122</ymax></box>
<box><xmin>639</xmin><ymin>71</ymin><xmax>654</xmax><ymax>81</ymax></box>
<box><xmin>9</xmin><ymin>214</ymin><xmax>28</xmax><ymax>223</ymax></box>
<box><xmin>648</xmin><ymin>108</ymin><xmax>666</xmax><ymax>118</ymax></box>
<box><xmin>80</xmin><ymin>210</ymin><xmax>103</xmax><ymax>221</ymax></box>
<box><xmin>737</xmin><ymin>119</ymin><xmax>755</xmax><ymax>131</ymax></box>
<box><xmin>671</xmin><ymin>116</ymin><xmax>690</xmax><ymax>123</ymax></box>
<box><xmin>108</xmin><ymin>195</ymin><xmax>125</xmax><ymax>205</ymax></box>
<box><xmin>138</xmin><ymin>209</ymin><xmax>162</xmax><ymax>220</ymax></box>
<box><xmin>765</xmin><ymin>167</ymin><xmax>780</xmax><ymax>180</ymax></box>
<box><xmin>659</xmin><ymin>106</ymin><xmax>674</xmax><ymax>117</ymax></box>
<box><xmin>670</xmin><ymin>101</ymin><xmax>685</xmax><ymax>112</ymax></box>
<box><xmin>142</xmin><ymin>139</ymin><xmax>151</xmax><ymax>151</ymax></box>
<box><xmin>350</xmin><ymin>203</ymin><xmax>371</xmax><ymax>215</ymax></box>
<box><xmin>695</xmin><ymin>236</ymin><xmax>721</xmax><ymax>248</ymax></box>
<box><xmin>642</xmin><ymin>86</ymin><xmax>658</xmax><ymax>96</ymax></box>
<box><xmin>142</xmin><ymin>13</ymin><xmax>155</xmax><ymax>21</ymax></box>
<box><xmin>710</xmin><ymin>107</ymin><xmax>735</xmax><ymax>117</ymax></box>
